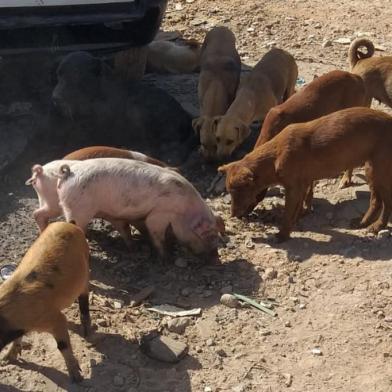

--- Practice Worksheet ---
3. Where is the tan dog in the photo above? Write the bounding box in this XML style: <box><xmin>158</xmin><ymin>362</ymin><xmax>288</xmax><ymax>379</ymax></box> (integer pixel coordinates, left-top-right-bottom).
<box><xmin>349</xmin><ymin>38</ymin><xmax>392</xmax><ymax>108</ymax></box>
<box><xmin>146</xmin><ymin>39</ymin><xmax>201</xmax><ymax>74</ymax></box>
<box><xmin>192</xmin><ymin>27</ymin><xmax>241</xmax><ymax>161</ymax></box>
<box><xmin>211</xmin><ymin>48</ymin><xmax>298</xmax><ymax>160</ymax></box>
<box><xmin>254</xmin><ymin>70</ymin><xmax>368</xmax><ymax>194</ymax></box>
<box><xmin>0</xmin><ymin>222</ymin><xmax>90</xmax><ymax>382</ymax></box>
<box><xmin>219</xmin><ymin>107</ymin><xmax>392</xmax><ymax>241</ymax></box>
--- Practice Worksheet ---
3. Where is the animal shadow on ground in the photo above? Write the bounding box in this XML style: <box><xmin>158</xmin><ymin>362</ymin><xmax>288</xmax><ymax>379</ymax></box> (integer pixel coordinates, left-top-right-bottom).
<box><xmin>245</xmin><ymin>183</ymin><xmax>391</xmax><ymax>262</ymax></box>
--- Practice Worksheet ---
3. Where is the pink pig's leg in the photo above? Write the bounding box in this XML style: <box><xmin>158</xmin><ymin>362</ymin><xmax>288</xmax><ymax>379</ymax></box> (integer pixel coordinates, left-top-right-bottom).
<box><xmin>109</xmin><ymin>219</ymin><xmax>133</xmax><ymax>249</ymax></box>
<box><xmin>144</xmin><ymin>213</ymin><xmax>172</xmax><ymax>258</ymax></box>
<box><xmin>33</xmin><ymin>205</ymin><xmax>61</xmax><ymax>232</ymax></box>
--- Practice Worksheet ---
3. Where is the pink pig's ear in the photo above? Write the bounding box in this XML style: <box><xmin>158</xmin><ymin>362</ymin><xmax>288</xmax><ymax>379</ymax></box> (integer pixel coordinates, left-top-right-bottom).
<box><xmin>25</xmin><ymin>164</ymin><xmax>43</xmax><ymax>185</ymax></box>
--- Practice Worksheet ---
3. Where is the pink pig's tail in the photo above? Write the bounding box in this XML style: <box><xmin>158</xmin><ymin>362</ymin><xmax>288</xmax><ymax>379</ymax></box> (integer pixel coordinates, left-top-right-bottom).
<box><xmin>59</xmin><ymin>164</ymin><xmax>71</xmax><ymax>180</ymax></box>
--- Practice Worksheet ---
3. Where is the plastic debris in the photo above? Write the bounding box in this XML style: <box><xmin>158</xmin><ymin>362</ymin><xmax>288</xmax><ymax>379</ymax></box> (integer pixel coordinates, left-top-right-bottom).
<box><xmin>296</xmin><ymin>77</ymin><xmax>306</xmax><ymax>86</ymax></box>
<box><xmin>146</xmin><ymin>304</ymin><xmax>202</xmax><ymax>317</ymax></box>
<box><xmin>233</xmin><ymin>293</ymin><xmax>276</xmax><ymax>317</ymax></box>
<box><xmin>0</xmin><ymin>264</ymin><xmax>16</xmax><ymax>282</ymax></box>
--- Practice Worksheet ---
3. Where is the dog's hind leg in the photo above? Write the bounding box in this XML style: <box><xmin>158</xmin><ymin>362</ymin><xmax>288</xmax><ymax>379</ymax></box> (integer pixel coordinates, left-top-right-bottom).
<box><xmin>339</xmin><ymin>169</ymin><xmax>353</xmax><ymax>189</ymax></box>
<box><xmin>352</xmin><ymin>163</ymin><xmax>381</xmax><ymax>228</ymax></box>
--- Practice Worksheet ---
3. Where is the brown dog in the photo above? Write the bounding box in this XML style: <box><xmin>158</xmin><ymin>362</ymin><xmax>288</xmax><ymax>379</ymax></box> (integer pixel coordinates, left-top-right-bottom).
<box><xmin>211</xmin><ymin>48</ymin><xmax>298</xmax><ymax>160</ymax></box>
<box><xmin>145</xmin><ymin>39</ymin><xmax>201</xmax><ymax>74</ymax></box>
<box><xmin>349</xmin><ymin>38</ymin><xmax>392</xmax><ymax>108</ymax></box>
<box><xmin>254</xmin><ymin>70</ymin><xmax>368</xmax><ymax>192</ymax></box>
<box><xmin>192</xmin><ymin>26</ymin><xmax>241</xmax><ymax>161</ymax></box>
<box><xmin>219</xmin><ymin>107</ymin><xmax>392</xmax><ymax>241</ymax></box>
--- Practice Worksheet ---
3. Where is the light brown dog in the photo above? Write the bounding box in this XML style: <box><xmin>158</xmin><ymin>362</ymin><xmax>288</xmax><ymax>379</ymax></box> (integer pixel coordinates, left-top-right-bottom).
<box><xmin>192</xmin><ymin>26</ymin><xmax>241</xmax><ymax>161</ymax></box>
<box><xmin>0</xmin><ymin>222</ymin><xmax>90</xmax><ymax>382</ymax></box>
<box><xmin>254</xmin><ymin>70</ymin><xmax>368</xmax><ymax>196</ymax></box>
<box><xmin>219</xmin><ymin>107</ymin><xmax>392</xmax><ymax>241</ymax></box>
<box><xmin>349</xmin><ymin>38</ymin><xmax>392</xmax><ymax>108</ymax></box>
<box><xmin>145</xmin><ymin>39</ymin><xmax>201</xmax><ymax>74</ymax></box>
<box><xmin>211</xmin><ymin>48</ymin><xmax>298</xmax><ymax>160</ymax></box>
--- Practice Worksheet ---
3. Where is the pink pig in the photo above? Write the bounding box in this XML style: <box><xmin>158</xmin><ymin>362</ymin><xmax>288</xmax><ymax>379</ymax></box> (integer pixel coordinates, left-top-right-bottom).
<box><xmin>37</xmin><ymin>158</ymin><xmax>223</xmax><ymax>259</ymax></box>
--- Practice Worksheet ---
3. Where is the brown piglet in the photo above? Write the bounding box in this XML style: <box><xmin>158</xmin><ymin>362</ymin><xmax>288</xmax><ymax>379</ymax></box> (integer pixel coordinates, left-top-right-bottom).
<box><xmin>0</xmin><ymin>222</ymin><xmax>90</xmax><ymax>382</ymax></box>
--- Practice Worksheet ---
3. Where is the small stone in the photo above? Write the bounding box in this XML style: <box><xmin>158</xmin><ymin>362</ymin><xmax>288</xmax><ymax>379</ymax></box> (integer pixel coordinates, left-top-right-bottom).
<box><xmin>285</xmin><ymin>321</ymin><xmax>292</xmax><ymax>328</ymax></box>
<box><xmin>140</xmin><ymin>333</ymin><xmax>188</xmax><ymax>363</ymax></box>
<box><xmin>333</xmin><ymin>37</ymin><xmax>351</xmax><ymax>44</ymax></box>
<box><xmin>175</xmin><ymin>257</ymin><xmax>188</xmax><ymax>268</ymax></box>
<box><xmin>204</xmin><ymin>387</ymin><xmax>212</xmax><ymax>392</ymax></box>
<box><xmin>377</xmin><ymin>230</ymin><xmax>390</xmax><ymax>239</ymax></box>
<box><xmin>284</xmin><ymin>373</ymin><xmax>293</xmax><ymax>387</ymax></box>
<box><xmin>97</xmin><ymin>318</ymin><xmax>108</xmax><ymax>327</ymax></box>
<box><xmin>206</xmin><ymin>338</ymin><xmax>215</xmax><ymax>347</ymax></box>
<box><xmin>195</xmin><ymin>345</ymin><xmax>203</xmax><ymax>353</ymax></box>
<box><xmin>223</xmin><ymin>194</ymin><xmax>231</xmax><ymax>204</ymax></box>
<box><xmin>311</xmin><ymin>348</ymin><xmax>322</xmax><ymax>356</ymax></box>
<box><xmin>263</xmin><ymin>267</ymin><xmax>277</xmax><ymax>280</ymax></box>
<box><xmin>220</xmin><ymin>294</ymin><xmax>240</xmax><ymax>308</ymax></box>
<box><xmin>245</xmin><ymin>239</ymin><xmax>255</xmax><ymax>249</ymax></box>
<box><xmin>167</xmin><ymin>317</ymin><xmax>190</xmax><ymax>334</ymax></box>
<box><xmin>299</xmin><ymin>303</ymin><xmax>306</xmax><ymax>309</ymax></box>
<box><xmin>377</xmin><ymin>310</ymin><xmax>385</xmax><ymax>319</ymax></box>
<box><xmin>216</xmin><ymin>348</ymin><xmax>227</xmax><ymax>357</ymax></box>
<box><xmin>384</xmin><ymin>317</ymin><xmax>392</xmax><ymax>323</ymax></box>
<box><xmin>113</xmin><ymin>375</ymin><xmax>124</xmax><ymax>386</ymax></box>
<box><xmin>113</xmin><ymin>300</ymin><xmax>124</xmax><ymax>309</ymax></box>
<box><xmin>322</xmin><ymin>39</ymin><xmax>332</xmax><ymax>47</ymax></box>
<box><xmin>260</xmin><ymin>330</ymin><xmax>271</xmax><ymax>336</ymax></box>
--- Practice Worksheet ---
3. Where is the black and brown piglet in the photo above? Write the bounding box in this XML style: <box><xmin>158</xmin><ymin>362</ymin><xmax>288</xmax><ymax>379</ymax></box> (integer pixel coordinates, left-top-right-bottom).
<box><xmin>0</xmin><ymin>221</ymin><xmax>90</xmax><ymax>382</ymax></box>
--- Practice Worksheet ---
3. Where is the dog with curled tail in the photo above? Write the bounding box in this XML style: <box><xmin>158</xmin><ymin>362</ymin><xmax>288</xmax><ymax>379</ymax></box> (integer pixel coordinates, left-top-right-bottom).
<box><xmin>349</xmin><ymin>38</ymin><xmax>392</xmax><ymax>108</ymax></box>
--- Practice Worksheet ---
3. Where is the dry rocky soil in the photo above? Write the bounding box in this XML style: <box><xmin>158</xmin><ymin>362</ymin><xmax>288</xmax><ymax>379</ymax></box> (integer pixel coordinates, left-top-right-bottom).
<box><xmin>1</xmin><ymin>0</ymin><xmax>392</xmax><ymax>391</ymax></box>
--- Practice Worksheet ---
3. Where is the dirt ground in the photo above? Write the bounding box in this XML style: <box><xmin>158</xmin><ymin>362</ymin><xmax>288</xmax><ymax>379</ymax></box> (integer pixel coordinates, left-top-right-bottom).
<box><xmin>1</xmin><ymin>0</ymin><xmax>392</xmax><ymax>391</ymax></box>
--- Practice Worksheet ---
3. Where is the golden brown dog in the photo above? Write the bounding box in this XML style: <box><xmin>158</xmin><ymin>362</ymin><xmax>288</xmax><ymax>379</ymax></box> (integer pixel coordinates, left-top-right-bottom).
<box><xmin>219</xmin><ymin>107</ymin><xmax>392</xmax><ymax>241</ymax></box>
<box><xmin>145</xmin><ymin>39</ymin><xmax>201</xmax><ymax>74</ymax></box>
<box><xmin>254</xmin><ymin>70</ymin><xmax>368</xmax><ymax>194</ymax></box>
<box><xmin>349</xmin><ymin>38</ymin><xmax>392</xmax><ymax>108</ymax></box>
<box><xmin>211</xmin><ymin>48</ymin><xmax>298</xmax><ymax>160</ymax></box>
<box><xmin>0</xmin><ymin>222</ymin><xmax>90</xmax><ymax>382</ymax></box>
<box><xmin>192</xmin><ymin>26</ymin><xmax>241</xmax><ymax>161</ymax></box>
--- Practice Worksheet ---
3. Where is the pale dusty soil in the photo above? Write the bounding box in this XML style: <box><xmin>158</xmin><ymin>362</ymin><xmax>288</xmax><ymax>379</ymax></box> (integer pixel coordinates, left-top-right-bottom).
<box><xmin>1</xmin><ymin>1</ymin><xmax>392</xmax><ymax>392</ymax></box>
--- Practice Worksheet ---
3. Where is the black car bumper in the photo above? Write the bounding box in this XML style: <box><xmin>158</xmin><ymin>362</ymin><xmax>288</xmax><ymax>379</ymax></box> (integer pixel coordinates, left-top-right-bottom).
<box><xmin>0</xmin><ymin>0</ymin><xmax>167</xmax><ymax>56</ymax></box>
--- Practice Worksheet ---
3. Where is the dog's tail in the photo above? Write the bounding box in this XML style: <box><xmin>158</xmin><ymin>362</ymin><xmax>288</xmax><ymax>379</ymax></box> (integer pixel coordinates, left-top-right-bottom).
<box><xmin>348</xmin><ymin>38</ymin><xmax>375</xmax><ymax>69</ymax></box>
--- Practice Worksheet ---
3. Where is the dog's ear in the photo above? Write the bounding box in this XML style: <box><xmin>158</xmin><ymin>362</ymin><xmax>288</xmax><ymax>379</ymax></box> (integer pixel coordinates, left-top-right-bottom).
<box><xmin>211</xmin><ymin>116</ymin><xmax>222</xmax><ymax>135</ymax></box>
<box><xmin>192</xmin><ymin>117</ymin><xmax>203</xmax><ymax>136</ymax></box>
<box><xmin>235</xmin><ymin>166</ymin><xmax>254</xmax><ymax>186</ymax></box>
<box><xmin>217</xmin><ymin>163</ymin><xmax>232</xmax><ymax>174</ymax></box>
<box><xmin>235</xmin><ymin>121</ymin><xmax>250</xmax><ymax>142</ymax></box>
